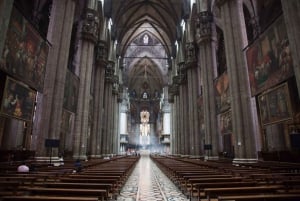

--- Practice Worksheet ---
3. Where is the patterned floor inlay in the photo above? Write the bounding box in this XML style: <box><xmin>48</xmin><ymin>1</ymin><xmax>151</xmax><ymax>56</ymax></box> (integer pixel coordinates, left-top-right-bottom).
<box><xmin>117</xmin><ymin>151</ymin><xmax>189</xmax><ymax>201</ymax></box>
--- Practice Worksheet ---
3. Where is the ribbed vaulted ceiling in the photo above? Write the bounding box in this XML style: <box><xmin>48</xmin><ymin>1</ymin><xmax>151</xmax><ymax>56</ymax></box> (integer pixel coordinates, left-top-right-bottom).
<box><xmin>110</xmin><ymin>0</ymin><xmax>184</xmax><ymax>95</ymax></box>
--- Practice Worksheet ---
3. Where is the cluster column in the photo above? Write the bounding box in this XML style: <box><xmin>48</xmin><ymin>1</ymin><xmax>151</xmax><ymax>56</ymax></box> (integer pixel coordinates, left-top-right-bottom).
<box><xmin>185</xmin><ymin>34</ymin><xmax>201</xmax><ymax>156</ymax></box>
<box><xmin>102</xmin><ymin>62</ymin><xmax>114</xmax><ymax>155</ymax></box>
<box><xmin>73</xmin><ymin>3</ymin><xmax>99</xmax><ymax>159</ymax></box>
<box><xmin>168</xmin><ymin>69</ymin><xmax>180</xmax><ymax>154</ymax></box>
<box><xmin>111</xmin><ymin>75</ymin><xmax>120</xmax><ymax>154</ymax></box>
<box><xmin>90</xmin><ymin>40</ymin><xmax>108</xmax><ymax>158</ymax></box>
<box><xmin>218</xmin><ymin>0</ymin><xmax>257</xmax><ymax>162</ymax></box>
<box><xmin>196</xmin><ymin>11</ymin><xmax>219</xmax><ymax>159</ymax></box>
<box><xmin>33</xmin><ymin>0</ymin><xmax>76</xmax><ymax>157</ymax></box>
<box><xmin>119</xmin><ymin>98</ymin><xmax>128</xmax><ymax>153</ymax></box>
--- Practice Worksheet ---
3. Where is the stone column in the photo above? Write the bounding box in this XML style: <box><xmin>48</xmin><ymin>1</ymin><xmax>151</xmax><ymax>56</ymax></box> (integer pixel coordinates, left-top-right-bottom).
<box><xmin>218</xmin><ymin>0</ymin><xmax>257</xmax><ymax>163</ymax></box>
<box><xmin>90</xmin><ymin>41</ymin><xmax>108</xmax><ymax>158</ymax></box>
<box><xmin>119</xmin><ymin>95</ymin><xmax>128</xmax><ymax>153</ymax></box>
<box><xmin>176</xmin><ymin>71</ymin><xmax>185</xmax><ymax>155</ymax></box>
<box><xmin>33</xmin><ymin>0</ymin><xmax>76</xmax><ymax>157</ymax></box>
<box><xmin>73</xmin><ymin>3</ymin><xmax>99</xmax><ymax>159</ymax></box>
<box><xmin>195</xmin><ymin>11</ymin><xmax>219</xmax><ymax>159</ymax></box>
<box><xmin>0</xmin><ymin>1</ymin><xmax>13</xmax><ymax>57</ymax></box>
<box><xmin>111</xmin><ymin>75</ymin><xmax>119</xmax><ymax>154</ymax></box>
<box><xmin>175</xmin><ymin>95</ymin><xmax>180</xmax><ymax>154</ymax></box>
<box><xmin>162</xmin><ymin>88</ymin><xmax>171</xmax><ymax>152</ymax></box>
<box><xmin>169</xmin><ymin>77</ymin><xmax>179</xmax><ymax>154</ymax></box>
<box><xmin>102</xmin><ymin>62</ymin><xmax>114</xmax><ymax>155</ymax></box>
<box><xmin>174</xmin><ymin>76</ymin><xmax>181</xmax><ymax>154</ymax></box>
<box><xmin>185</xmin><ymin>40</ymin><xmax>200</xmax><ymax>156</ymax></box>
<box><xmin>162</xmin><ymin>104</ymin><xmax>171</xmax><ymax>135</ymax></box>
<box><xmin>281</xmin><ymin>0</ymin><xmax>300</xmax><ymax>97</ymax></box>
<box><xmin>182</xmin><ymin>80</ymin><xmax>190</xmax><ymax>155</ymax></box>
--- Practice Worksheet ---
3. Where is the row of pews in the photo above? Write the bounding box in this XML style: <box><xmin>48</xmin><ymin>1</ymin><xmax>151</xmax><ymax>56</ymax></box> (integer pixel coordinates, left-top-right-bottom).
<box><xmin>0</xmin><ymin>155</ymin><xmax>140</xmax><ymax>201</ymax></box>
<box><xmin>151</xmin><ymin>154</ymin><xmax>300</xmax><ymax>201</ymax></box>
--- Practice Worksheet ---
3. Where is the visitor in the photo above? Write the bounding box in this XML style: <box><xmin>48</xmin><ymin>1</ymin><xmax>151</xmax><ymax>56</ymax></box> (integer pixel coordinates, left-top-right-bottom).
<box><xmin>74</xmin><ymin>159</ymin><xmax>82</xmax><ymax>172</ymax></box>
<box><xmin>17</xmin><ymin>162</ymin><xmax>29</xmax><ymax>173</ymax></box>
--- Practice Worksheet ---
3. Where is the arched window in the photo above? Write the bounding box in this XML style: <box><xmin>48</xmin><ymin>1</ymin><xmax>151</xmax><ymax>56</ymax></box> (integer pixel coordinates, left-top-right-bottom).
<box><xmin>143</xmin><ymin>34</ymin><xmax>149</xmax><ymax>45</ymax></box>
<box><xmin>140</xmin><ymin>110</ymin><xmax>150</xmax><ymax>145</ymax></box>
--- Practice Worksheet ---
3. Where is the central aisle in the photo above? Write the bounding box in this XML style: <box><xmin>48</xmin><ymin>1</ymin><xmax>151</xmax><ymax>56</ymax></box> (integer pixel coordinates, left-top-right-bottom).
<box><xmin>117</xmin><ymin>150</ymin><xmax>189</xmax><ymax>201</ymax></box>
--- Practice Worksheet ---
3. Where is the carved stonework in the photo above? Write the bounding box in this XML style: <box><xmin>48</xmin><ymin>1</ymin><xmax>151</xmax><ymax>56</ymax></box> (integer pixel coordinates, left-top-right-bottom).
<box><xmin>215</xmin><ymin>0</ymin><xmax>228</xmax><ymax>8</ymax></box>
<box><xmin>185</xmin><ymin>42</ymin><xmax>197</xmax><ymax>67</ymax></box>
<box><xmin>105</xmin><ymin>61</ymin><xmax>115</xmax><ymax>83</ymax></box>
<box><xmin>177</xmin><ymin>62</ymin><xmax>187</xmax><ymax>84</ymax></box>
<box><xmin>95</xmin><ymin>40</ymin><xmax>108</xmax><ymax>65</ymax></box>
<box><xmin>178</xmin><ymin>62</ymin><xmax>186</xmax><ymax>73</ymax></box>
<box><xmin>112</xmin><ymin>75</ymin><xmax>119</xmax><ymax>95</ymax></box>
<box><xmin>81</xmin><ymin>8</ymin><xmax>99</xmax><ymax>43</ymax></box>
<box><xmin>195</xmin><ymin>11</ymin><xmax>213</xmax><ymax>44</ymax></box>
<box><xmin>173</xmin><ymin>75</ymin><xmax>181</xmax><ymax>86</ymax></box>
<box><xmin>169</xmin><ymin>83</ymin><xmax>179</xmax><ymax>96</ymax></box>
<box><xmin>117</xmin><ymin>84</ymin><xmax>123</xmax><ymax>102</ymax></box>
<box><xmin>249</xmin><ymin>16</ymin><xmax>260</xmax><ymax>39</ymax></box>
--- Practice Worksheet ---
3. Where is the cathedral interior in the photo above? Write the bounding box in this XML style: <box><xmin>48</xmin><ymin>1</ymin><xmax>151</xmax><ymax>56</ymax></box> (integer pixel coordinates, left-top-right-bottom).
<box><xmin>1</xmin><ymin>0</ymin><xmax>300</xmax><ymax>200</ymax></box>
<box><xmin>0</xmin><ymin>0</ymin><xmax>300</xmax><ymax>163</ymax></box>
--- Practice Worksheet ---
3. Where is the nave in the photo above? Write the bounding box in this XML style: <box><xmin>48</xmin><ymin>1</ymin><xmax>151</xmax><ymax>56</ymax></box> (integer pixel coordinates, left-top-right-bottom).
<box><xmin>1</xmin><ymin>153</ymin><xmax>300</xmax><ymax>200</ymax></box>
<box><xmin>117</xmin><ymin>151</ymin><xmax>188</xmax><ymax>201</ymax></box>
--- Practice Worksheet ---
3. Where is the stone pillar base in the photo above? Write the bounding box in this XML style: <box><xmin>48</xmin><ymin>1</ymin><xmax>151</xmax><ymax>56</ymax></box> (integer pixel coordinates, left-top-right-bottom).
<box><xmin>205</xmin><ymin>155</ymin><xmax>219</xmax><ymax>161</ymax></box>
<box><xmin>233</xmin><ymin>158</ymin><xmax>258</xmax><ymax>164</ymax></box>
<box><xmin>89</xmin><ymin>154</ymin><xmax>103</xmax><ymax>159</ymax></box>
<box><xmin>73</xmin><ymin>155</ymin><xmax>87</xmax><ymax>160</ymax></box>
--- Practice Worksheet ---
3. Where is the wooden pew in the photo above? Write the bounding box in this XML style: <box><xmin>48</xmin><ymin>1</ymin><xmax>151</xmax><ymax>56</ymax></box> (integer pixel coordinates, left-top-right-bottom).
<box><xmin>186</xmin><ymin>177</ymin><xmax>244</xmax><ymax>193</ymax></box>
<box><xmin>190</xmin><ymin>181</ymin><xmax>257</xmax><ymax>199</ymax></box>
<box><xmin>1</xmin><ymin>195</ymin><xmax>99</xmax><ymax>201</ymax></box>
<box><xmin>180</xmin><ymin>174</ymin><xmax>234</xmax><ymax>190</ymax></box>
<box><xmin>35</xmin><ymin>182</ymin><xmax>114</xmax><ymax>199</ymax></box>
<box><xmin>203</xmin><ymin>185</ymin><xmax>284</xmax><ymax>200</ymax></box>
<box><xmin>23</xmin><ymin>187</ymin><xmax>107</xmax><ymax>201</ymax></box>
<box><xmin>58</xmin><ymin>176</ymin><xmax>121</xmax><ymax>194</ymax></box>
<box><xmin>0</xmin><ymin>181</ymin><xmax>22</xmax><ymax>196</ymax></box>
<box><xmin>218</xmin><ymin>193</ymin><xmax>300</xmax><ymax>201</ymax></box>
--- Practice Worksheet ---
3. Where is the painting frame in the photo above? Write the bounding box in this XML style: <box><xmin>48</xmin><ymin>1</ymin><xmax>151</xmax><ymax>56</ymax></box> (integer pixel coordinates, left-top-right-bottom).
<box><xmin>0</xmin><ymin>77</ymin><xmax>36</xmax><ymax>122</ymax></box>
<box><xmin>214</xmin><ymin>71</ymin><xmax>230</xmax><ymax>114</ymax></box>
<box><xmin>258</xmin><ymin>82</ymin><xmax>292</xmax><ymax>126</ymax></box>
<box><xmin>63</xmin><ymin>70</ymin><xmax>79</xmax><ymax>113</ymax></box>
<box><xmin>220</xmin><ymin>110</ymin><xmax>232</xmax><ymax>135</ymax></box>
<box><xmin>0</xmin><ymin>7</ymin><xmax>49</xmax><ymax>92</ymax></box>
<box><xmin>246</xmin><ymin>15</ymin><xmax>294</xmax><ymax>96</ymax></box>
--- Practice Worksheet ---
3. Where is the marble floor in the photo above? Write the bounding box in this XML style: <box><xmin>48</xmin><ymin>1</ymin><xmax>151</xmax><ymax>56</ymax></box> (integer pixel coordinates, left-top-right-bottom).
<box><xmin>116</xmin><ymin>150</ymin><xmax>189</xmax><ymax>201</ymax></box>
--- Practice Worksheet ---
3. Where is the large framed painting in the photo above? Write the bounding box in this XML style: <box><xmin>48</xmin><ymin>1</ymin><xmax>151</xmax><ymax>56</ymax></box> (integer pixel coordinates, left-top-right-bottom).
<box><xmin>246</xmin><ymin>15</ymin><xmax>294</xmax><ymax>96</ymax></box>
<box><xmin>258</xmin><ymin>82</ymin><xmax>292</xmax><ymax>126</ymax></box>
<box><xmin>215</xmin><ymin>71</ymin><xmax>230</xmax><ymax>113</ymax></box>
<box><xmin>0</xmin><ymin>7</ymin><xmax>49</xmax><ymax>92</ymax></box>
<box><xmin>1</xmin><ymin>77</ymin><xmax>36</xmax><ymax>121</ymax></box>
<box><xmin>220</xmin><ymin>110</ymin><xmax>232</xmax><ymax>135</ymax></box>
<box><xmin>63</xmin><ymin>70</ymin><xmax>79</xmax><ymax>113</ymax></box>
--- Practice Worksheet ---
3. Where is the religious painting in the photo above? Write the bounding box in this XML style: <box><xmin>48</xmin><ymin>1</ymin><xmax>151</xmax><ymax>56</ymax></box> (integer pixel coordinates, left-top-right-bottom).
<box><xmin>63</xmin><ymin>70</ymin><xmax>79</xmax><ymax>113</ymax></box>
<box><xmin>258</xmin><ymin>82</ymin><xmax>292</xmax><ymax>125</ymax></box>
<box><xmin>246</xmin><ymin>15</ymin><xmax>294</xmax><ymax>96</ymax></box>
<box><xmin>215</xmin><ymin>71</ymin><xmax>230</xmax><ymax>113</ymax></box>
<box><xmin>1</xmin><ymin>77</ymin><xmax>36</xmax><ymax>121</ymax></box>
<box><xmin>0</xmin><ymin>7</ymin><xmax>49</xmax><ymax>92</ymax></box>
<box><xmin>220</xmin><ymin>110</ymin><xmax>232</xmax><ymax>135</ymax></box>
